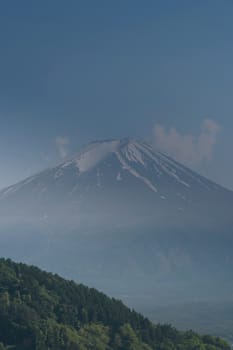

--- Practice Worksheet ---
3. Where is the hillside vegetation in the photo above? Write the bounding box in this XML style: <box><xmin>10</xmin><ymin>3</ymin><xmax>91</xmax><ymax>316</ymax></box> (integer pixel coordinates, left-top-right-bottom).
<box><xmin>0</xmin><ymin>258</ymin><xmax>230</xmax><ymax>350</ymax></box>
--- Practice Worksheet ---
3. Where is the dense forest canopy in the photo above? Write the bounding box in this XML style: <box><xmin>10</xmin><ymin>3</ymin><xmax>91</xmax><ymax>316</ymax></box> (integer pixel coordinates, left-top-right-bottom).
<box><xmin>0</xmin><ymin>258</ymin><xmax>230</xmax><ymax>350</ymax></box>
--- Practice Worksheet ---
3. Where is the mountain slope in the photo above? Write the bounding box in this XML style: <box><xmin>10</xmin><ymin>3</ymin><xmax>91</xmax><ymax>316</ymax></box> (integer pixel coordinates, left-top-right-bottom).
<box><xmin>0</xmin><ymin>258</ymin><xmax>230</xmax><ymax>350</ymax></box>
<box><xmin>0</xmin><ymin>138</ymin><xmax>232</xmax><ymax>230</ymax></box>
<box><xmin>0</xmin><ymin>138</ymin><xmax>233</xmax><ymax>338</ymax></box>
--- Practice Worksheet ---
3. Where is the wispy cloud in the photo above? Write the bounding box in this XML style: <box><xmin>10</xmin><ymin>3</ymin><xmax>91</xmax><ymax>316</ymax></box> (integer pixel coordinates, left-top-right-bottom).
<box><xmin>55</xmin><ymin>136</ymin><xmax>70</xmax><ymax>159</ymax></box>
<box><xmin>153</xmin><ymin>119</ymin><xmax>221</xmax><ymax>166</ymax></box>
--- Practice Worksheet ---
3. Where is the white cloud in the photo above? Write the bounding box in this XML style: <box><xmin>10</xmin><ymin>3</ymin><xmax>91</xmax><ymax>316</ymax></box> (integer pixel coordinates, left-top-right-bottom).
<box><xmin>55</xmin><ymin>136</ymin><xmax>70</xmax><ymax>159</ymax></box>
<box><xmin>153</xmin><ymin>119</ymin><xmax>221</xmax><ymax>166</ymax></box>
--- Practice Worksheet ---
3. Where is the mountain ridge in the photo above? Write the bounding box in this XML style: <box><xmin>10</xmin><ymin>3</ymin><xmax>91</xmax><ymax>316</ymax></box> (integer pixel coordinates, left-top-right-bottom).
<box><xmin>1</xmin><ymin>137</ymin><xmax>230</xmax><ymax>195</ymax></box>
<box><xmin>0</xmin><ymin>138</ymin><xmax>233</xmax><ymax>328</ymax></box>
<box><xmin>0</xmin><ymin>258</ymin><xmax>230</xmax><ymax>350</ymax></box>
<box><xmin>0</xmin><ymin>138</ymin><xmax>231</xmax><ymax>230</ymax></box>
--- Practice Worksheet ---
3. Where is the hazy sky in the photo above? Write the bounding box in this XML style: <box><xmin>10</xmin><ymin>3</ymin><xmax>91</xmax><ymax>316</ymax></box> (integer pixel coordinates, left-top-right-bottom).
<box><xmin>0</xmin><ymin>0</ymin><xmax>233</xmax><ymax>189</ymax></box>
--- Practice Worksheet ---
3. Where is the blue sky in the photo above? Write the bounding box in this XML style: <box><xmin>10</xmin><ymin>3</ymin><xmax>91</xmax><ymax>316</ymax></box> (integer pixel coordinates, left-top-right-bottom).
<box><xmin>0</xmin><ymin>0</ymin><xmax>233</xmax><ymax>188</ymax></box>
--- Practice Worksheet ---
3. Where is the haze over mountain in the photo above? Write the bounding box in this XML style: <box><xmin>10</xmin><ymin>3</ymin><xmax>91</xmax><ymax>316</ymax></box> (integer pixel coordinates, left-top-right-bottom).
<box><xmin>2</xmin><ymin>1</ymin><xmax>233</xmax><ymax>346</ymax></box>
<box><xmin>0</xmin><ymin>138</ymin><xmax>232</xmax><ymax>231</ymax></box>
<box><xmin>0</xmin><ymin>138</ymin><xmax>232</xmax><ymax>308</ymax></box>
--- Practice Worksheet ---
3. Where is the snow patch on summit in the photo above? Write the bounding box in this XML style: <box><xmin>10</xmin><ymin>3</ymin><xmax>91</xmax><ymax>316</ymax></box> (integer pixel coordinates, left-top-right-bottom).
<box><xmin>116</xmin><ymin>150</ymin><xmax>158</xmax><ymax>193</ymax></box>
<box><xmin>124</xmin><ymin>142</ymin><xmax>146</xmax><ymax>167</ymax></box>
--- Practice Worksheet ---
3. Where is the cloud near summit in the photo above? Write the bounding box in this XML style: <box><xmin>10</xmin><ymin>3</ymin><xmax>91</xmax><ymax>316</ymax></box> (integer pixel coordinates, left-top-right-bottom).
<box><xmin>153</xmin><ymin>119</ymin><xmax>221</xmax><ymax>166</ymax></box>
<box><xmin>55</xmin><ymin>136</ymin><xmax>70</xmax><ymax>159</ymax></box>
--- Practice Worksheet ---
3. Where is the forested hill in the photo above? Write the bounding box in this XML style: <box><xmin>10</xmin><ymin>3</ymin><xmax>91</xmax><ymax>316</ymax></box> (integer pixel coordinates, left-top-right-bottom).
<box><xmin>0</xmin><ymin>259</ymin><xmax>230</xmax><ymax>350</ymax></box>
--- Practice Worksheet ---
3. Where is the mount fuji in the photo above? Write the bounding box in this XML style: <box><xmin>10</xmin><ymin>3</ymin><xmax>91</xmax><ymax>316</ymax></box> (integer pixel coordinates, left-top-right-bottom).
<box><xmin>0</xmin><ymin>138</ymin><xmax>233</xmax><ymax>306</ymax></box>
<box><xmin>0</xmin><ymin>138</ymin><xmax>231</xmax><ymax>230</ymax></box>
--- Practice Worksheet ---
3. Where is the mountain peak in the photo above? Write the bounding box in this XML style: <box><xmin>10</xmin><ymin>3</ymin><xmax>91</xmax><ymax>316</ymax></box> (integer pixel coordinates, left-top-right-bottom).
<box><xmin>60</xmin><ymin>137</ymin><xmax>152</xmax><ymax>174</ymax></box>
<box><xmin>0</xmin><ymin>137</ymin><xmax>226</xmax><ymax>201</ymax></box>
<box><xmin>0</xmin><ymin>137</ymin><xmax>231</xmax><ymax>230</ymax></box>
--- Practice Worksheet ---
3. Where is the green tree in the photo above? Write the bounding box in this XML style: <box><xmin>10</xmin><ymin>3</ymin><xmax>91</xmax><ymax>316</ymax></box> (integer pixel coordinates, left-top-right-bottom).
<box><xmin>77</xmin><ymin>324</ymin><xmax>109</xmax><ymax>350</ymax></box>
